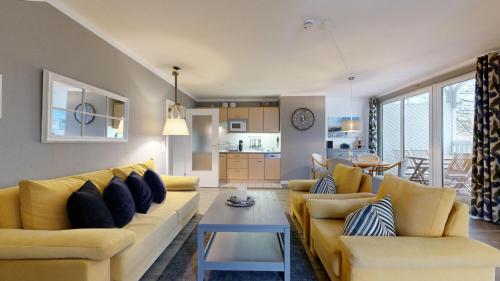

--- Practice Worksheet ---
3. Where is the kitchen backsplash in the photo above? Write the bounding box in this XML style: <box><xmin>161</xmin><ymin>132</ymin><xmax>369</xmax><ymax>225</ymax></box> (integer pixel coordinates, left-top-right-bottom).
<box><xmin>219</xmin><ymin>132</ymin><xmax>281</xmax><ymax>152</ymax></box>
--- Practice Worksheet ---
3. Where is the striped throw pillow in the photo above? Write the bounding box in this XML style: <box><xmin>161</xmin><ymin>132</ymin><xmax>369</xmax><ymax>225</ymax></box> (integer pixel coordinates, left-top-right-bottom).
<box><xmin>309</xmin><ymin>175</ymin><xmax>336</xmax><ymax>194</ymax></box>
<box><xmin>343</xmin><ymin>195</ymin><xmax>396</xmax><ymax>236</ymax></box>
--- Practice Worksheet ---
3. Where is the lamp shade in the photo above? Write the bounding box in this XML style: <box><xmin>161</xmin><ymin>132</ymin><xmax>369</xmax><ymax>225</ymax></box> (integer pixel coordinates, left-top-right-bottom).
<box><xmin>162</xmin><ymin>118</ymin><xmax>189</xmax><ymax>135</ymax></box>
<box><xmin>341</xmin><ymin>119</ymin><xmax>360</xmax><ymax>132</ymax></box>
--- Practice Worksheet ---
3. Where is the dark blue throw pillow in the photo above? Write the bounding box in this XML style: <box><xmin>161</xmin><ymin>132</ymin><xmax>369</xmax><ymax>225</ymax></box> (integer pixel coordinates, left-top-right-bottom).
<box><xmin>125</xmin><ymin>171</ymin><xmax>153</xmax><ymax>213</ymax></box>
<box><xmin>143</xmin><ymin>169</ymin><xmax>166</xmax><ymax>203</ymax></box>
<box><xmin>67</xmin><ymin>180</ymin><xmax>115</xmax><ymax>228</ymax></box>
<box><xmin>103</xmin><ymin>177</ymin><xmax>136</xmax><ymax>227</ymax></box>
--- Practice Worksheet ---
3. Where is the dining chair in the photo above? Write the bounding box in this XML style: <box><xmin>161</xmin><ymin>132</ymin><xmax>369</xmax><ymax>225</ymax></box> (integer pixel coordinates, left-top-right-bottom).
<box><xmin>311</xmin><ymin>153</ymin><xmax>328</xmax><ymax>179</ymax></box>
<box><xmin>327</xmin><ymin>157</ymin><xmax>353</xmax><ymax>174</ymax></box>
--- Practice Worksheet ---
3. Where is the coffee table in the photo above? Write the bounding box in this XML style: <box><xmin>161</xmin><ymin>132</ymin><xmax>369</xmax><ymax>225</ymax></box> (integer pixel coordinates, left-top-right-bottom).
<box><xmin>197</xmin><ymin>191</ymin><xmax>290</xmax><ymax>281</ymax></box>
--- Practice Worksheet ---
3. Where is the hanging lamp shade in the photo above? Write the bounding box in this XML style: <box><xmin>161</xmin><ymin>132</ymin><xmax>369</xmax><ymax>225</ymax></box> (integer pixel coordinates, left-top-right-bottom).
<box><xmin>162</xmin><ymin>66</ymin><xmax>190</xmax><ymax>136</ymax></box>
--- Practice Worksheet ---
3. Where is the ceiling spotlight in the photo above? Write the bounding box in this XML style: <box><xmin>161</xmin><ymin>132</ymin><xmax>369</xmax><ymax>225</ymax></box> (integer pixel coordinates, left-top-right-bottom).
<box><xmin>303</xmin><ymin>19</ymin><xmax>315</xmax><ymax>30</ymax></box>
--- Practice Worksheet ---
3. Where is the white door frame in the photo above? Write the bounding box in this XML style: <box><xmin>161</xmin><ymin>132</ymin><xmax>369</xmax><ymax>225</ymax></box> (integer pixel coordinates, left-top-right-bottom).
<box><xmin>185</xmin><ymin>108</ymin><xmax>219</xmax><ymax>187</ymax></box>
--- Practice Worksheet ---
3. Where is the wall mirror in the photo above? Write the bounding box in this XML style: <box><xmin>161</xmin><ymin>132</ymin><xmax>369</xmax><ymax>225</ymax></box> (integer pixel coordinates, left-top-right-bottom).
<box><xmin>42</xmin><ymin>70</ymin><xmax>129</xmax><ymax>143</ymax></box>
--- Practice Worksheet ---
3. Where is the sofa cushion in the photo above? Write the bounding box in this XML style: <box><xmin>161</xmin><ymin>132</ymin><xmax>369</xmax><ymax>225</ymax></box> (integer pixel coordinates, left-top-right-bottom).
<box><xmin>310</xmin><ymin>218</ymin><xmax>345</xmax><ymax>277</ymax></box>
<box><xmin>333</xmin><ymin>164</ymin><xmax>362</xmax><ymax>193</ymax></box>
<box><xmin>103</xmin><ymin>177</ymin><xmax>135</xmax><ymax>228</ymax></box>
<box><xmin>67</xmin><ymin>181</ymin><xmax>115</xmax><ymax>228</ymax></box>
<box><xmin>310</xmin><ymin>175</ymin><xmax>336</xmax><ymax>194</ymax></box>
<box><xmin>111</xmin><ymin>191</ymin><xmax>199</xmax><ymax>281</ymax></box>
<box><xmin>112</xmin><ymin>159</ymin><xmax>157</xmax><ymax>181</ymax></box>
<box><xmin>125</xmin><ymin>172</ymin><xmax>153</xmax><ymax>214</ymax></box>
<box><xmin>0</xmin><ymin>228</ymin><xmax>134</xmax><ymax>260</ymax></box>
<box><xmin>339</xmin><ymin>236</ymin><xmax>500</xmax><ymax>268</ymax></box>
<box><xmin>0</xmin><ymin>186</ymin><xmax>22</xmax><ymax>229</ymax></box>
<box><xmin>19</xmin><ymin>177</ymin><xmax>87</xmax><ymax>230</ymax></box>
<box><xmin>343</xmin><ymin>195</ymin><xmax>395</xmax><ymax>236</ymax></box>
<box><xmin>160</xmin><ymin>175</ymin><xmax>199</xmax><ymax>191</ymax></box>
<box><xmin>143</xmin><ymin>169</ymin><xmax>166</xmax><ymax>203</ymax></box>
<box><xmin>306</xmin><ymin>197</ymin><xmax>376</xmax><ymax>219</ymax></box>
<box><xmin>72</xmin><ymin>169</ymin><xmax>114</xmax><ymax>192</ymax></box>
<box><xmin>377</xmin><ymin>174</ymin><xmax>456</xmax><ymax>237</ymax></box>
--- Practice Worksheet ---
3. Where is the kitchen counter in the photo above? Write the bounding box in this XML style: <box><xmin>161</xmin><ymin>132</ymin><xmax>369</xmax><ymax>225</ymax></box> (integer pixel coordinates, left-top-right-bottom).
<box><xmin>219</xmin><ymin>150</ymin><xmax>280</xmax><ymax>154</ymax></box>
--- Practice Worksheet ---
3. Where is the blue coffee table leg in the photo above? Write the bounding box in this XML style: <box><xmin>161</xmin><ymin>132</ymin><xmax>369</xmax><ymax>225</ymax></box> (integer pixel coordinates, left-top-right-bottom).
<box><xmin>197</xmin><ymin>226</ymin><xmax>204</xmax><ymax>281</ymax></box>
<box><xmin>284</xmin><ymin>227</ymin><xmax>290</xmax><ymax>281</ymax></box>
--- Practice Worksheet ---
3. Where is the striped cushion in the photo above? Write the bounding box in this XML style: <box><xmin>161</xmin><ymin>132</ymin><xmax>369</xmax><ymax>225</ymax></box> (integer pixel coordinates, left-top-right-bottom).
<box><xmin>343</xmin><ymin>195</ymin><xmax>396</xmax><ymax>236</ymax></box>
<box><xmin>309</xmin><ymin>175</ymin><xmax>336</xmax><ymax>194</ymax></box>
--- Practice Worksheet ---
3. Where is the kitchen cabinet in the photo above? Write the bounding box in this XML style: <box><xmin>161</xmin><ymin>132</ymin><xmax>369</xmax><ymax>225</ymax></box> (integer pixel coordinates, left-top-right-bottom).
<box><xmin>248</xmin><ymin>107</ymin><xmax>263</xmax><ymax>133</ymax></box>
<box><xmin>228</xmin><ymin>107</ymin><xmax>249</xmax><ymax>120</ymax></box>
<box><xmin>227</xmin><ymin>158</ymin><xmax>248</xmax><ymax>169</ymax></box>
<box><xmin>227</xmin><ymin>168</ymin><xmax>248</xmax><ymax>180</ymax></box>
<box><xmin>219</xmin><ymin>154</ymin><xmax>226</xmax><ymax>180</ymax></box>
<box><xmin>219</xmin><ymin>108</ymin><xmax>228</xmax><ymax>123</ymax></box>
<box><xmin>265</xmin><ymin>154</ymin><xmax>281</xmax><ymax>180</ymax></box>
<box><xmin>248</xmin><ymin>154</ymin><xmax>265</xmax><ymax>180</ymax></box>
<box><xmin>263</xmin><ymin>107</ymin><xmax>280</xmax><ymax>133</ymax></box>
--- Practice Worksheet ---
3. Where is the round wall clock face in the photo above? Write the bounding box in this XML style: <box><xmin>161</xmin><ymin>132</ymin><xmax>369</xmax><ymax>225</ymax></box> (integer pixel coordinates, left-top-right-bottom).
<box><xmin>291</xmin><ymin>108</ymin><xmax>315</xmax><ymax>130</ymax></box>
<box><xmin>74</xmin><ymin>103</ymin><xmax>96</xmax><ymax>124</ymax></box>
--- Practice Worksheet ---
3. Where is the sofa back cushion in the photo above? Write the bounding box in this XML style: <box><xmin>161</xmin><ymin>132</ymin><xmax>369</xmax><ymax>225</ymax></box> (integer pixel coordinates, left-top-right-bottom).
<box><xmin>0</xmin><ymin>186</ymin><xmax>22</xmax><ymax>229</ymax></box>
<box><xmin>112</xmin><ymin>159</ymin><xmax>157</xmax><ymax>181</ymax></box>
<box><xmin>18</xmin><ymin>168</ymin><xmax>114</xmax><ymax>230</ymax></box>
<box><xmin>20</xmin><ymin>177</ymin><xmax>87</xmax><ymax>230</ymax></box>
<box><xmin>333</xmin><ymin>164</ymin><xmax>362</xmax><ymax>194</ymax></box>
<box><xmin>377</xmin><ymin>174</ymin><xmax>456</xmax><ymax>237</ymax></box>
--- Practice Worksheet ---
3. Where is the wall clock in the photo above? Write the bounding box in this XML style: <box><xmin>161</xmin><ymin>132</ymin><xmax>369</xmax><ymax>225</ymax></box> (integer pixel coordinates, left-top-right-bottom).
<box><xmin>291</xmin><ymin>108</ymin><xmax>315</xmax><ymax>130</ymax></box>
<box><xmin>74</xmin><ymin>103</ymin><xmax>96</xmax><ymax>124</ymax></box>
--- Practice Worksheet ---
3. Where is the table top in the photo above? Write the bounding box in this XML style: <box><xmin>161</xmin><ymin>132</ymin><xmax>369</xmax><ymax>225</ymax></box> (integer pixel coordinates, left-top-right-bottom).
<box><xmin>352</xmin><ymin>161</ymin><xmax>391</xmax><ymax>167</ymax></box>
<box><xmin>199</xmin><ymin>191</ymin><xmax>289</xmax><ymax>228</ymax></box>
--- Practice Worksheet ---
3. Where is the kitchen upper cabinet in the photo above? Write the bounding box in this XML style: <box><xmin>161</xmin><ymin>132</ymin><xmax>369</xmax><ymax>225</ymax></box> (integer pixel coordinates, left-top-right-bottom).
<box><xmin>219</xmin><ymin>108</ymin><xmax>228</xmax><ymax>123</ymax></box>
<box><xmin>263</xmin><ymin>107</ymin><xmax>280</xmax><ymax>133</ymax></box>
<box><xmin>248</xmin><ymin>107</ymin><xmax>263</xmax><ymax>133</ymax></box>
<box><xmin>228</xmin><ymin>107</ymin><xmax>249</xmax><ymax>120</ymax></box>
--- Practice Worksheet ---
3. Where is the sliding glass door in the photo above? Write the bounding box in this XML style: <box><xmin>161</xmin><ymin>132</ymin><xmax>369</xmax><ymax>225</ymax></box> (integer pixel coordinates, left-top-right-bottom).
<box><xmin>381</xmin><ymin>73</ymin><xmax>475</xmax><ymax>190</ymax></box>
<box><xmin>440</xmin><ymin>77</ymin><xmax>475</xmax><ymax>198</ymax></box>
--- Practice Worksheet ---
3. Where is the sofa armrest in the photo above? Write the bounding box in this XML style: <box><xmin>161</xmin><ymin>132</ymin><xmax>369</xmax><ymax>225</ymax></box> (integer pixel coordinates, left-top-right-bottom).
<box><xmin>161</xmin><ymin>175</ymin><xmax>199</xmax><ymax>191</ymax></box>
<box><xmin>306</xmin><ymin>196</ymin><xmax>375</xmax><ymax>219</ymax></box>
<box><xmin>0</xmin><ymin>228</ymin><xmax>135</xmax><ymax>260</ymax></box>
<box><xmin>288</xmin><ymin>180</ymin><xmax>317</xmax><ymax>191</ymax></box>
<box><xmin>339</xmin><ymin>236</ymin><xmax>500</xmax><ymax>268</ymax></box>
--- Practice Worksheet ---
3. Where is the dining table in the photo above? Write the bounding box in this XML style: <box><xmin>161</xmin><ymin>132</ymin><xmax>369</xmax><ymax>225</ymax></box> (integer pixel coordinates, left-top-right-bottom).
<box><xmin>352</xmin><ymin>160</ymin><xmax>395</xmax><ymax>176</ymax></box>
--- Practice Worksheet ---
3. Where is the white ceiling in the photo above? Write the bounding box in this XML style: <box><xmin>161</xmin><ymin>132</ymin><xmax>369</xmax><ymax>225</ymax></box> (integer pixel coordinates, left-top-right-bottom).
<box><xmin>47</xmin><ymin>0</ymin><xmax>500</xmax><ymax>100</ymax></box>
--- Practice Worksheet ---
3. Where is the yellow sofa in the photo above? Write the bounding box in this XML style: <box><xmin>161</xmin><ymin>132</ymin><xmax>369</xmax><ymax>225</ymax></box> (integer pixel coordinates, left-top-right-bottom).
<box><xmin>288</xmin><ymin>164</ymin><xmax>374</xmax><ymax>241</ymax></box>
<box><xmin>0</xmin><ymin>160</ymin><xmax>200</xmax><ymax>281</ymax></box>
<box><xmin>305</xmin><ymin>174</ymin><xmax>500</xmax><ymax>281</ymax></box>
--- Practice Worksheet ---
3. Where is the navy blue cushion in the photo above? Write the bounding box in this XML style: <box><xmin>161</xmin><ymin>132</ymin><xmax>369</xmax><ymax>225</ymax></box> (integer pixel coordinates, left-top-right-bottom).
<box><xmin>143</xmin><ymin>169</ymin><xmax>166</xmax><ymax>203</ymax></box>
<box><xmin>67</xmin><ymin>180</ymin><xmax>115</xmax><ymax>228</ymax></box>
<box><xmin>125</xmin><ymin>171</ymin><xmax>153</xmax><ymax>213</ymax></box>
<box><xmin>103</xmin><ymin>177</ymin><xmax>135</xmax><ymax>227</ymax></box>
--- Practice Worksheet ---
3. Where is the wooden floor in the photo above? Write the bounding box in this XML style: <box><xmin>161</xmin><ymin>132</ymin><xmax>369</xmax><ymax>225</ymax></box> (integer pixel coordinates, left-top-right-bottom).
<box><xmin>198</xmin><ymin>187</ymin><xmax>500</xmax><ymax>281</ymax></box>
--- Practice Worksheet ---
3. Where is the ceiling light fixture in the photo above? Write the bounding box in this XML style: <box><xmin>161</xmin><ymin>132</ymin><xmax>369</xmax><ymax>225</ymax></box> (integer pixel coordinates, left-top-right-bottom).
<box><xmin>162</xmin><ymin>66</ymin><xmax>189</xmax><ymax>136</ymax></box>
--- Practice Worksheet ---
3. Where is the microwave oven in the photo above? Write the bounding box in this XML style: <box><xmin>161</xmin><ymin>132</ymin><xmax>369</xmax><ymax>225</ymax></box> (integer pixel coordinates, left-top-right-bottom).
<box><xmin>229</xmin><ymin>120</ymin><xmax>247</xmax><ymax>132</ymax></box>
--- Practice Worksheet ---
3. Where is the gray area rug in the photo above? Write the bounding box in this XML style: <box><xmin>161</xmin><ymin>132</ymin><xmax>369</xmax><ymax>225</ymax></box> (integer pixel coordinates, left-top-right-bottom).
<box><xmin>141</xmin><ymin>214</ymin><xmax>318</xmax><ymax>281</ymax></box>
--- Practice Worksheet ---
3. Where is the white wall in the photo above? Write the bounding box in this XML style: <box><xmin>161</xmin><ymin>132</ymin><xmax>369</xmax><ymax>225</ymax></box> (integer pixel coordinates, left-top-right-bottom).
<box><xmin>325</xmin><ymin>96</ymin><xmax>369</xmax><ymax>149</ymax></box>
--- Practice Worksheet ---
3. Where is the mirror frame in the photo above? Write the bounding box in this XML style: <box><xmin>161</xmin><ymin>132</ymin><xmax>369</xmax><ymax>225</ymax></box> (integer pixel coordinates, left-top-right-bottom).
<box><xmin>42</xmin><ymin>70</ymin><xmax>129</xmax><ymax>143</ymax></box>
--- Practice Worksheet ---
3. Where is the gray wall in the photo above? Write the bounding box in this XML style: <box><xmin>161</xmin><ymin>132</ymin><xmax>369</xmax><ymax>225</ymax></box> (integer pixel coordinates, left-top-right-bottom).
<box><xmin>0</xmin><ymin>0</ymin><xmax>195</xmax><ymax>187</ymax></box>
<box><xmin>280</xmin><ymin>96</ymin><xmax>325</xmax><ymax>181</ymax></box>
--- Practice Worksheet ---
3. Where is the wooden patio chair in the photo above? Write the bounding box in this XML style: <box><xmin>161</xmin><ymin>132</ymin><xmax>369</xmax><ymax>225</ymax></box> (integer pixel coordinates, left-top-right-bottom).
<box><xmin>445</xmin><ymin>153</ymin><xmax>473</xmax><ymax>191</ymax></box>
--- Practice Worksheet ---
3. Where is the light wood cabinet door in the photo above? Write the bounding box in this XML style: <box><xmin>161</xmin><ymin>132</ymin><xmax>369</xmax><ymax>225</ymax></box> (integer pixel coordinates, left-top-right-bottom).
<box><xmin>248</xmin><ymin>107</ymin><xmax>263</xmax><ymax>133</ymax></box>
<box><xmin>219</xmin><ymin>108</ymin><xmax>228</xmax><ymax>123</ymax></box>
<box><xmin>265</xmin><ymin>158</ymin><xmax>281</xmax><ymax>180</ymax></box>
<box><xmin>227</xmin><ymin>153</ymin><xmax>248</xmax><ymax>159</ymax></box>
<box><xmin>227</xmin><ymin>169</ymin><xmax>248</xmax><ymax>180</ymax></box>
<box><xmin>248</xmin><ymin>158</ymin><xmax>265</xmax><ymax>180</ymax></box>
<box><xmin>219</xmin><ymin>154</ymin><xmax>226</xmax><ymax>180</ymax></box>
<box><xmin>263</xmin><ymin>107</ymin><xmax>280</xmax><ymax>132</ymax></box>
<box><xmin>228</xmin><ymin>107</ymin><xmax>249</xmax><ymax>119</ymax></box>
<box><xmin>227</xmin><ymin>158</ymin><xmax>248</xmax><ymax>169</ymax></box>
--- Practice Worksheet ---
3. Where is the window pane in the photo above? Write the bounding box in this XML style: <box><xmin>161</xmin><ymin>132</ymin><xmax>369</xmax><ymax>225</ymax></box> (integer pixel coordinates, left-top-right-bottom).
<box><xmin>51</xmin><ymin>108</ymin><xmax>82</xmax><ymax>137</ymax></box>
<box><xmin>442</xmin><ymin>78</ymin><xmax>474</xmax><ymax>199</ymax></box>
<box><xmin>192</xmin><ymin>115</ymin><xmax>213</xmax><ymax>171</ymax></box>
<box><xmin>382</xmin><ymin>101</ymin><xmax>401</xmax><ymax>167</ymax></box>
<box><xmin>84</xmin><ymin>90</ymin><xmax>107</xmax><ymax>116</ymax></box>
<box><xmin>404</xmin><ymin>93</ymin><xmax>430</xmax><ymax>184</ymax></box>
<box><xmin>52</xmin><ymin>81</ymin><xmax>83</xmax><ymax>110</ymax></box>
